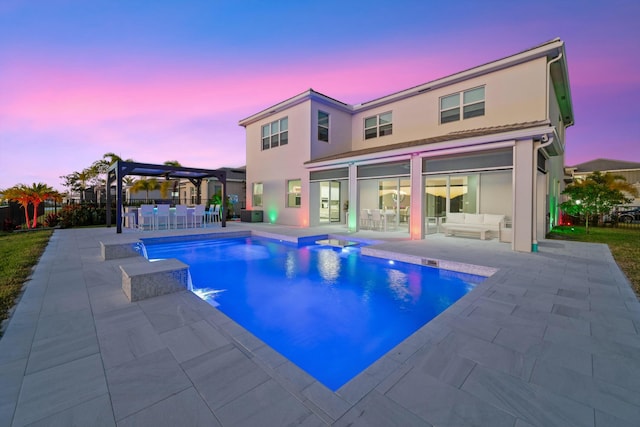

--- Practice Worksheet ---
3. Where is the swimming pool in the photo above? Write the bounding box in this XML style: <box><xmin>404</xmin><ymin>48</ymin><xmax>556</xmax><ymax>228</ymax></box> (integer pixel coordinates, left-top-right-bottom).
<box><xmin>143</xmin><ymin>236</ymin><xmax>483</xmax><ymax>391</ymax></box>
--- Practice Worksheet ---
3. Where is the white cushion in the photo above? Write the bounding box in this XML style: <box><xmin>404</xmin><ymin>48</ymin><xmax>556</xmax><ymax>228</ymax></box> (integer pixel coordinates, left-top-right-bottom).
<box><xmin>465</xmin><ymin>214</ymin><xmax>485</xmax><ymax>224</ymax></box>
<box><xmin>483</xmin><ymin>214</ymin><xmax>505</xmax><ymax>226</ymax></box>
<box><xmin>447</xmin><ymin>213</ymin><xmax>465</xmax><ymax>224</ymax></box>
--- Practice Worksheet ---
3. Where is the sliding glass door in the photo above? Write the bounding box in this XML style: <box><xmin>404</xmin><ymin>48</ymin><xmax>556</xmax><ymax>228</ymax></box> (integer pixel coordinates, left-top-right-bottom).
<box><xmin>319</xmin><ymin>181</ymin><xmax>341</xmax><ymax>223</ymax></box>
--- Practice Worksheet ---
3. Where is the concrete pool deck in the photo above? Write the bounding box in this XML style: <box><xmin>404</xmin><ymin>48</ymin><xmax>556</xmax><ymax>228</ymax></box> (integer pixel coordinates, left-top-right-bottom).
<box><xmin>1</xmin><ymin>224</ymin><xmax>639</xmax><ymax>426</ymax></box>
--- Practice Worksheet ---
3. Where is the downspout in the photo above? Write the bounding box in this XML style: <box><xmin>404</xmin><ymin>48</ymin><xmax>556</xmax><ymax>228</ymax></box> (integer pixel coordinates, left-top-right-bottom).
<box><xmin>531</xmin><ymin>52</ymin><xmax>562</xmax><ymax>252</ymax></box>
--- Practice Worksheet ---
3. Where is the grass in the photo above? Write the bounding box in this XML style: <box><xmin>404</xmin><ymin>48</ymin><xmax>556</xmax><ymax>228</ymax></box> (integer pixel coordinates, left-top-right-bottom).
<box><xmin>548</xmin><ymin>225</ymin><xmax>640</xmax><ymax>296</ymax></box>
<box><xmin>0</xmin><ymin>230</ymin><xmax>53</xmax><ymax>329</ymax></box>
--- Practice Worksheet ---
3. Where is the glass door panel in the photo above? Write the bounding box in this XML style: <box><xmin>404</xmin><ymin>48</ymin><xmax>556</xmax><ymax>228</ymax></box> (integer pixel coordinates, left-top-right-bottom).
<box><xmin>329</xmin><ymin>181</ymin><xmax>340</xmax><ymax>222</ymax></box>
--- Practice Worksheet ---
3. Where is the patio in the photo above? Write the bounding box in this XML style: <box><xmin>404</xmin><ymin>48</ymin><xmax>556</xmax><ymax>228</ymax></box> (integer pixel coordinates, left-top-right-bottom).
<box><xmin>1</xmin><ymin>223</ymin><xmax>639</xmax><ymax>426</ymax></box>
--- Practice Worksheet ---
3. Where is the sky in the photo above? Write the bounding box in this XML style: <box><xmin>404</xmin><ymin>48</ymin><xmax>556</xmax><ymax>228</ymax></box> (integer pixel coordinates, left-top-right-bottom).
<box><xmin>1</xmin><ymin>0</ymin><xmax>639</xmax><ymax>191</ymax></box>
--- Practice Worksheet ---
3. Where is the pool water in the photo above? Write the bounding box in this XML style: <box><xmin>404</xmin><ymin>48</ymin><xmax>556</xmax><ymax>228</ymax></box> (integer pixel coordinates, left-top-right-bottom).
<box><xmin>143</xmin><ymin>236</ymin><xmax>483</xmax><ymax>391</ymax></box>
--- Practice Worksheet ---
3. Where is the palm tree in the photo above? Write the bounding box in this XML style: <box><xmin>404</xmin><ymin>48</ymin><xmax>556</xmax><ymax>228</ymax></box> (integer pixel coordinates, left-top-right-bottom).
<box><xmin>2</xmin><ymin>183</ymin><xmax>62</xmax><ymax>228</ymax></box>
<box><xmin>2</xmin><ymin>184</ymin><xmax>33</xmax><ymax>227</ymax></box>
<box><xmin>130</xmin><ymin>179</ymin><xmax>159</xmax><ymax>203</ymax></box>
<box><xmin>103</xmin><ymin>152</ymin><xmax>135</xmax><ymax>166</ymax></box>
<box><xmin>26</xmin><ymin>183</ymin><xmax>61</xmax><ymax>228</ymax></box>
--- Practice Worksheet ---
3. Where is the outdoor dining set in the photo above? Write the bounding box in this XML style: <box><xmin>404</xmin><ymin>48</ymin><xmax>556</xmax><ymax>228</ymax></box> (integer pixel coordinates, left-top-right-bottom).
<box><xmin>123</xmin><ymin>204</ymin><xmax>222</xmax><ymax>230</ymax></box>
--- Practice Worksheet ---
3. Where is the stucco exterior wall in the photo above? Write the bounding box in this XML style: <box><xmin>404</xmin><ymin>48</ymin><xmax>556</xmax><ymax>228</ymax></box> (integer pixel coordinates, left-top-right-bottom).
<box><xmin>245</xmin><ymin>101</ymin><xmax>311</xmax><ymax>225</ymax></box>
<box><xmin>310</xmin><ymin>101</ymin><xmax>352</xmax><ymax>160</ymax></box>
<box><xmin>350</xmin><ymin>57</ymin><xmax>548</xmax><ymax>152</ymax></box>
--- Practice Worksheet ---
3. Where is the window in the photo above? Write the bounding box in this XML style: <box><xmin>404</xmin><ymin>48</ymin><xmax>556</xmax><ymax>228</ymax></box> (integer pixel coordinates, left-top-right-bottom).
<box><xmin>364</xmin><ymin>112</ymin><xmax>392</xmax><ymax>140</ymax></box>
<box><xmin>252</xmin><ymin>182</ymin><xmax>263</xmax><ymax>207</ymax></box>
<box><xmin>286</xmin><ymin>179</ymin><xmax>301</xmax><ymax>208</ymax></box>
<box><xmin>440</xmin><ymin>86</ymin><xmax>485</xmax><ymax>124</ymax></box>
<box><xmin>261</xmin><ymin>117</ymin><xmax>288</xmax><ymax>150</ymax></box>
<box><xmin>318</xmin><ymin>111</ymin><xmax>329</xmax><ymax>142</ymax></box>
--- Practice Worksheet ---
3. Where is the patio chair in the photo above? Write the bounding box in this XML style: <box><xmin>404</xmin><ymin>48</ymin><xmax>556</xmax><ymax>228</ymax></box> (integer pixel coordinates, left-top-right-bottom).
<box><xmin>360</xmin><ymin>209</ymin><xmax>372</xmax><ymax>229</ymax></box>
<box><xmin>205</xmin><ymin>205</ymin><xmax>220</xmax><ymax>223</ymax></box>
<box><xmin>174</xmin><ymin>204</ymin><xmax>188</xmax><ymax>229</ymax></box>
<box><xmin>137</xmin><ymin>204</ymin><xmax>155</xmax><ymax>231</ymax></box>
<box><xmin>370</xmin><ymin>209</ymin><xmax>386</xmax><ymax>231</ymax></box>
<box><xmin>191</xmin><ymin>204</ymin><xmax>206</xmax><ymax>228</ymax></box>
<box><xmin>122</xmin><ymin>207</ymin><xmax>137</xmax><ymax>229</ymax></box>
<box><xmin>155</xmin><ymin>204</ymin><xmax>171</xmax><ymax>230</ymax></box>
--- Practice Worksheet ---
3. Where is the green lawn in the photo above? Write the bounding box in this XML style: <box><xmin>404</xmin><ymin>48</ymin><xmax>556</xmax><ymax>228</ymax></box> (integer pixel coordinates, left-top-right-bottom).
<box><xmin>0</xmin><ymin>230</ymin><xmax>53</xmax><ymax>329</ymax></box>
<box><xmin>548</xmin><ymin>225</ymin><xmax>640</xmax><ymax>296</ymax></box>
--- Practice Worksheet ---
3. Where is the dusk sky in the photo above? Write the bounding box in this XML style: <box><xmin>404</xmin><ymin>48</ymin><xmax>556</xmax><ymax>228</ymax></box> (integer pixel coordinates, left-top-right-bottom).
<box><xmin>1</xmin><ymin>0</ymin><xmax>639</xmax><ymax>191</ymax></box>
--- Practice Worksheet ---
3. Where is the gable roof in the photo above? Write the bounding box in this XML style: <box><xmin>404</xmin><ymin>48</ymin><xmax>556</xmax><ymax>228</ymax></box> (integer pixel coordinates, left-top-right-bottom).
<box><xmin>570</xmin><ymin>158</ymin><xmax>640</xmax><ymax>173</ymax></box>
<box><xmin>239</xmin><ymin>38</ymin><xmax>573</xmax><ymax>128</ymax></box>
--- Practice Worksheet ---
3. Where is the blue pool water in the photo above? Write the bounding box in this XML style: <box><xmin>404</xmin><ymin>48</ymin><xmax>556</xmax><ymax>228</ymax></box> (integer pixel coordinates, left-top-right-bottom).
<box><xmin>143</xmin><ymin>236</ymin><xmax>483</xmax><ymax>391</ymax></box>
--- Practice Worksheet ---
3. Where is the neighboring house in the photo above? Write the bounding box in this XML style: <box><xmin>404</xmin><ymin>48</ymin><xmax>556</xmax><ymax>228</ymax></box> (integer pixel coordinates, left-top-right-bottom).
<box><xmin>179</xmin><ymin>166</ymin><xmax>246</xmax><ymax>209</ymax></box>
<box><xmin>239</xmin><ymin>38</ymin><xmax>574</xmax><ymax>252</ymax></box>
<box><xmin>566</xmin><ymin>159</ymin><xmax>640</xmax><ymax>207</ymax></box>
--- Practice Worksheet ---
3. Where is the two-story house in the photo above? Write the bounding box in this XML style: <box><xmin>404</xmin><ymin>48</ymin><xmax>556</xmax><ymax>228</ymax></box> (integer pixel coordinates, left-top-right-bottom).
<box><xmin>239</xmin><ymin>38</ymin><xmax>574</xmax><ymax>252</ymax></box>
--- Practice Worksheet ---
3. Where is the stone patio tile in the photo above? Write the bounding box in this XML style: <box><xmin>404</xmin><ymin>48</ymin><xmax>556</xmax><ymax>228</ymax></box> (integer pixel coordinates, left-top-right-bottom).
<box><xmin>410</xmin><ymin>345</ymin><xmax>476</xmax><ymax>388</ymax></box>
<box><xmin>466</xmin><ymin>306</ymin><xmax>547</xmax><ymax>338</ymax></box>
<box><xmin>386</xmin><ymin>371</ymin><xmax>515</xmax><ymax>427</ymax></box>
<box><xmin>557</xmin><ymin>288</ymin><xmax>589</xmax><ymax>300</ymax></box>
<box><xmin>87</xmin><ymin>285</ymin><xmax>129</xmax><ymax>315</ymax></box>
<box><xmin>33</xmin><ymin>308</ymin><xmax>95</xmax><ymax>342</ymax></box>
<box><xmin>12</xmin><ymin>354</ymin><xmax>108</xmax><ymax>427</ymax></box>
<box><xmin>493</xmin><ymin>327</ymin><xmax>543</xmax><ymax>354</ymax></box>
<box><xmin>512</xmin><ymin>306</ymin><xmax>591</xmax><ymax>335</ymax></box>
<box><xmin>26</xmin><ymin>329</ymin><xmax>99</xmax><ymax>374</ymax></box>
<box><xmin>0</xmin><ymin>358</ymin><xmax>26</xmax><ymax>426</ymax></box>
<box><xmin>39</xmin><ymin>290</ymin><xmax>91</xmax><ymax>317</ymax></box>
<box><xmin>93</xmin><ymin>304</ymin><xmax>150</xmax><ymax>335</ymax></box>
<box><xmin>461</xmin><ymin>364</ymin><xmax>594</xmax><ymax>427</ymax></box>
<box><xmin>97</xmin><ymin>322</ymin><xmax>165</xmax><ymax>369</ymax></box>
<box><xmin>182</xmin><ymin>346</ymin><xmax>270</xmax><ymax>410</ymax></box>
<box><xmin>117</xmin><ymin>388</ymin><xmax>220</xmax><ymax>427</ymax></box>
<box><xmin>25</xmin><ymin>394</ymin><xmax>115</xmax><ymax>427</ymax></box>
<box><xmin>593</xmin><ymin>353</ymin><xmax>640</xmax><ymax>393</ymax></box>
<box><xmin>530</xmin><ymin>360</ymin><xmax>640</xmax><ymax>424</ymax></box>
<box><xmin>0</xmin><ymin>316</ymin><xmax>38</xmax><ymax>365</ymax></box>
<box><xmin>160</xmin><ymin>319</ymin><xmax>230</xmax><ymax>363</ymax></box>
<box><xmin>444</xmin><ymin>311</ymin><xmax>501</xmax><ymax>342</ymax></box>
<box><xmin>336</xmin><ymin>371</ymin><xmax>380</xmax><ymax>405</ymax></box>
<box><xmin>138</xmin><ymin>292</ymin><xmax>204</xmax><ymax>333</ymax></box>
<box><xmin>437</xmin><ymin>330</ymin><xmax>528</xmax><ymax>378</ymax></box>
<box><xmin>335</xmin><ymin>390</ymin><xmax>431</xmax><ymax>426</ymax></box>
<box><xmin>273</xmin><ymin>360</ymin><xmax>317</xmax><ymax>391</ymax></box>
<box><xmin>105</xmin><ymin>348</ymin><xmax>191</xmax><ymax>421</ymax></box>
<box><xmin>544</xmin><ymin>324</ymin><xmax>640</xmax><ymax>358</ymax></box>
<box><xmin>301</xmin><ymin>381</ymin><xmax>351</xmax><ymax>421</ymax></box>
<box><xmin>217</xmin><ymin>379</ymin><xmax>316</xmax><ymax>426</ymax></box>
<box><xmin>586</xmin><ymin>312</ymin><xmax>637</xmax><ymax>334</ymax></box>
<box><xmin>526</xmin><ymin>340</ymin><xmax>593</xmax><ymax>376</ymax></box>
<box><xmin>595</xmin><ymin>409</ymin><xmax>639</xmax><ymax>427</ymax></box>
<box><xmin>251</xmin><ymin>342</ymin><xmax>288</xmax><ymax>369</ymax></box>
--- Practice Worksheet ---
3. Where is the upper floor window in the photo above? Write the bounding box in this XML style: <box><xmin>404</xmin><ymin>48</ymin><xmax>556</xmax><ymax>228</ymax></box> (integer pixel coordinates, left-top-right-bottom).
<box><xmin>252</xmin><ymin>182</ymin><xmax>263</xmax><ymax>207</ymax></box>
<box><xmin>364</xmin><ymin>112</ymin><xmax>392</xmax><ymax>140</ymax></box>
<box><xmin>318</xmin><ymin>111</ymin><xmax>329</xmax><ymax>142</ymax></box>
<box><xmin>440</xmin><ymin>86</ymin><xmax>485</xmax><ymax>124</ymax></box>
<box><xmin>286</xmin><ymin>179</ymin><xmax>301</xmax><ymax>208</ymax></box>
<box><xmin>261</xmin><ymin>117</ymin><xmax>288</xmax><ymax>150</ymax></box>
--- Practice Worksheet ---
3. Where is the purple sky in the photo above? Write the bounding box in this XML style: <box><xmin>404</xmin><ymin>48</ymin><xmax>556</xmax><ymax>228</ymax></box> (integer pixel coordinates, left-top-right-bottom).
<box><xmin>1</xmin><ymin>0</ymin><xmax>639</xmax><ymax>191</ymax></box>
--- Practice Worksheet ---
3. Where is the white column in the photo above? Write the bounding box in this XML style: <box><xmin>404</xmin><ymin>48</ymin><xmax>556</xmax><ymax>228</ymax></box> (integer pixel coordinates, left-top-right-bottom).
<box><xmin>348</xmin><ymin>163</ymin><xmax>358</xmax><ymax>232</ymax></box>
<box><xmin>410</xmin><ymin>154</ymin><xmax>424</xmax><ymax>240</ymax></box>
<box><xmin>513</xmin><ymin>139</ymin><xmax>534</xmax><ymax>252</ymax></box>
